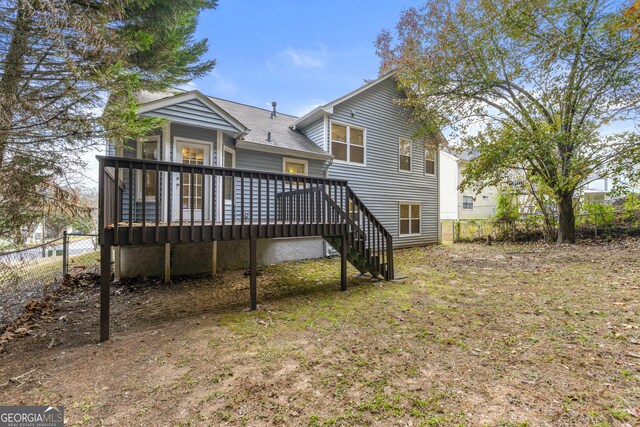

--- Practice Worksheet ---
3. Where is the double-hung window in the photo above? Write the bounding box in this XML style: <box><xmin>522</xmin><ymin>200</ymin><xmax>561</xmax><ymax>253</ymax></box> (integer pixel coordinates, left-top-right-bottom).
<box><xmin>399</xmin><ymin>138</ymin><xmax>412</xmax><ymax>172</ymax></box>
<box><xmin>331</xmin><ymin>123</ymin><xmax>365</xmax><ymax>164</ymax></box>
<box><xmin>137</xmin><ymin>137</ymin><xmax>159</xmax><ymax>200</ymax></box>
<box><xmin>425</xmin><ymin>146</ymin><xmax>436</xmax><ymax>175</ymax></box>
<box><xmin>463</xmin><ymin>195</ymin><xmax>474</xmax><ymax>210</ymax></box>
<box><xmin>399</xmin><ymin>203</ymin><xmax>421</xmax><ymax>236</ymax></box>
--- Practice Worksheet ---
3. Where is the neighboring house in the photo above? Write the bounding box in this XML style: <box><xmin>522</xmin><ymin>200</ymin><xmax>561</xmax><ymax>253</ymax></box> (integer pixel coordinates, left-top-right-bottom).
<box><xmin>439</xmin><ymin>149</ymin><xmax>498</xmax><ymax>220</ymax></box>
<box><xmin>102</xmin><ymin>71</ymin><xmax>439</xmax><ymax>280</ymax></box>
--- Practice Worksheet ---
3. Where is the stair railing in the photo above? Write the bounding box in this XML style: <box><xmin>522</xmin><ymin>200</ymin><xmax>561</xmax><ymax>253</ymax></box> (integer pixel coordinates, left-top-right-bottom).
<box><xmin>345</xmin><ymin>186</ymin><xmax>394</xmax><ymax>280</ymax></box>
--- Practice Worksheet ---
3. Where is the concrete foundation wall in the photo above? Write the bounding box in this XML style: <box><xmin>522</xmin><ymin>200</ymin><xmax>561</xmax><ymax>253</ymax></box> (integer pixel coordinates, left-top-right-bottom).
<box><xmin>119</xmin><ymin>237</ymin><xmax>325</xmax><ymax>278</ymax></box>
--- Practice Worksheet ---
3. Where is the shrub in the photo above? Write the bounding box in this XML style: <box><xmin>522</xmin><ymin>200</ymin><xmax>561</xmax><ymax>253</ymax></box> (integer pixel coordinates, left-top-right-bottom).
<box><xmin>583</xmin><ymin>203</ymin><xmax>615</xmax><ymax>228</ymax></box>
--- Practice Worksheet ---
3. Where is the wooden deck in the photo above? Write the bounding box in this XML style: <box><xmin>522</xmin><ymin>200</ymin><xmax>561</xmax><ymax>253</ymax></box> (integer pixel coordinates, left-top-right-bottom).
<box><xmin>97</xmin><ymin>155</ymin><xmax>394</xmax><ymax>342</ymax></box>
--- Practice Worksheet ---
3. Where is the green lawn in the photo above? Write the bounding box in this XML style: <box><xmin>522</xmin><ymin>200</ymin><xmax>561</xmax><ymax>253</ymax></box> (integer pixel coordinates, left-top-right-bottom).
<box><xmin>0</xmin><ymin>241</ymin><xmax>638</xmax><ymax>426</ymax></box>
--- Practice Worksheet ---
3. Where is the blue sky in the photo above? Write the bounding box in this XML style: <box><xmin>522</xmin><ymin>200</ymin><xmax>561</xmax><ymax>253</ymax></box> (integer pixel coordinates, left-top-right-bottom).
<box><xmin>83</xmin><ymin>1</ymin><xmax>422</xmax><ymax>185</ymax></box>
<box><xmin>185</xmin><ymin>0</ymin><xmax>423</xmax><ymax>116</ymax></box>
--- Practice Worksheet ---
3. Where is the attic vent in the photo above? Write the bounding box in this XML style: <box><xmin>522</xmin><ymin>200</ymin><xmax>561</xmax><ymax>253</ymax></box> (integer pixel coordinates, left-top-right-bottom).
<box><xmin>271</xmin><ymin>101</ymin><xmax>278</xmax><ymax>119</ymax></box>
<box><xmin>267</xmin><ymin>131</ymin><xmax>272</xmax><ymax>142</ymax></box>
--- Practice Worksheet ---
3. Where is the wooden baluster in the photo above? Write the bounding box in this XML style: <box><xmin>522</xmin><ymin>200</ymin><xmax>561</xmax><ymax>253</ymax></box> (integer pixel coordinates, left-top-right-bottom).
<box><xmin>221</xmin><ymin>170</ymin><xmax>226</xmax><ymax>229</ymax></box>
<box><xmin>114</xmin><ymin>160</ymin><xmax>120</xmax><ymax>246</ymax></box>
<box><xmin>231</xmin><ymin>171</ymin><xmax>236</xmax><ymax>239</ymax></box>
<box><xmin>257</xmin><ymin>173</ymin><xmax>262</xmax><ymax>238</ymax></box>
<box><xmin>155</xmin><ymin>163</ymin><xmax>160</xmax><ymax>243</ymax></box>
<box><xmin>142</xmin><ymin>162</ymin><xmax>147</xmax><ymax>244</ymax></box>
<box><xmin>201</xmin><ymin>168</ymin><xmax>206</xmax><ymax>240</ymax></box>
<box><xmin>296</xmin><ymin>179</ymin><xmax>300</xmax><ymax>225</ymax></box>
<box><xmin>179</xmin><ymin>165</ymin><xmax>184</xmax><ymax>242</ymax></box>
<box><xmin>266</xmin><ymin>174</ymin><xmax>270</xmax><ymax>236</ymax></box>
<box><xmin>250</xmin><ymin>173</ymin><xmax>254</xmax><ymax>238</ymax></box>
<box><xmin>128</xmin><ymin>163</ymin><xmax>133</xmax><ymax>245</ymax></box>
<box><xmin>240</xmin><ymin>172</ymin><xmax>245</xmax><ymax>239</ymax></box>
<box><xmin>190</xmin><ymin>167</ymin><xmax>195</xmax><ymax>241</ymax></box>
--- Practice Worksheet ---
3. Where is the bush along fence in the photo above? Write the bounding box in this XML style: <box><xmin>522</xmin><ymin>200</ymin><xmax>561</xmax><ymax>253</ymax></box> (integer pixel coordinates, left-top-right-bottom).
<box><xmin>443</xmin><ymin>209</ymin><xmax>640</xmax><ymax>243</ymax></box>
<box><xmin>0</xmin><ymin>231</ymin><xmax>99</xmax><ymax>330</ymax></box>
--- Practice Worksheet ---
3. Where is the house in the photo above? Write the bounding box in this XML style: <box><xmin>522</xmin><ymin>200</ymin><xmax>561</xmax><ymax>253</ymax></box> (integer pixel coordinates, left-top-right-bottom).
<box><xmin>103</xmin><ymin>72</ymin><xmax>439</xmax><ymax>284</ymax></box>
<box><xmin>439</xmin><ymin>148</ymin><xmax>498</xmax><ymax>220</ymax></box>
<box><xmin>97</xmin><ymin>71</ymin><xmax>439</xmax><ymax>340</ymax></box>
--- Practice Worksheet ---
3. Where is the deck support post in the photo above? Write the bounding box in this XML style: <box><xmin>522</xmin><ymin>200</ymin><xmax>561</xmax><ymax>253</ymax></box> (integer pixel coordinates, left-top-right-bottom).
<box><xmin>99</xmin><ymin>243</ymin><xmax>112</xmax><ymax>342</ymax></box>
<box><xmin>340</xmin><ymin>234</ymin><xmax>347</xmax><ymax>291</ymax></box>
<box><xmin>211</xmin><ymin>241</ymin><xmax>218</xmax><ymax>276</ymax></box>
<box><xmin>164</xmin><ymin>243</ymin><xmax>171</xmax><ymax>283</ymax></box>
<box><xmin>113</xmin><ymin>247</ymin><xmax>121</xmax><ymax>282</ymax></box>
<box><xmin>249</xmin><ymin>238</ymin><xmax>257</xmax><ymax>311</ymax></box>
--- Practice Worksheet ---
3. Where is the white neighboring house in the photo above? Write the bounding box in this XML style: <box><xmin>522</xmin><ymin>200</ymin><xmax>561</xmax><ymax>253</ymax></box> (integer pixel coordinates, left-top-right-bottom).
<box><xmin>439</xmin><ymin>148</ymin><xmax>499</xmax><ymax>220</ymax></box>
<box><xmin>582</xmin><ymin>175</ymin><xmax>640</xmax><ymax>205</ymax></box>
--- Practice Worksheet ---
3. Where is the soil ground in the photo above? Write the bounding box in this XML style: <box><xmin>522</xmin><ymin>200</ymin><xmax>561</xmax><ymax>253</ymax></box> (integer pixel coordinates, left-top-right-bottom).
<box><xmin>0</xmin><ymin>240</ymin><xmax>639</xmax><ymax>426</ymax></box>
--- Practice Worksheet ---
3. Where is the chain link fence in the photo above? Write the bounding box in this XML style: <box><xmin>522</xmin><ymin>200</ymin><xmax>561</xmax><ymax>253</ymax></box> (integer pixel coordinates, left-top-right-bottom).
<box><xmin>0</xmin><ymin>232</ymin><xmax>99</xmax><ymax>330</ymax></box>
<box><xmin>442</xmin><ymin>209</ymin><xmax>640</xmax><ymax>243</ymax></box>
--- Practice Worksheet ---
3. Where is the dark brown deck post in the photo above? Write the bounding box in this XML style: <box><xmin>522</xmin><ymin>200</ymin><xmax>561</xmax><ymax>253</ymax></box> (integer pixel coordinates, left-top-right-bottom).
<box><xmin>99</xmin><ymin>243</ymin><xmax>112</xmax><ymax>342</ymax></box>
<box><xmin>249</xmin><ymin>238</ymin><xmax>257</xmax><ymax>310</ymax></box>
<box><xmin>340</xmin><ymin>234</ymin><xmax>347</xmax><ymax>291</ymax></box>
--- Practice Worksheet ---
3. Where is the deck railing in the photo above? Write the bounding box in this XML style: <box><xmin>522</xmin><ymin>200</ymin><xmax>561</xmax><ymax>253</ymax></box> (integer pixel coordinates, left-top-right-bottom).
<box><xmin>98</xmin><ymin>156</ymin><xmax>349</xmax><ymax>244</ymax></box>
<box><xmin>346</xmin><ymin>186</ymin><xmax>394</xmax><ymax>279</ymax></box>
<box><xmin>97</xmin><ymin>155</ymin><xmax>393</xmax><ymax>279</ymax></box>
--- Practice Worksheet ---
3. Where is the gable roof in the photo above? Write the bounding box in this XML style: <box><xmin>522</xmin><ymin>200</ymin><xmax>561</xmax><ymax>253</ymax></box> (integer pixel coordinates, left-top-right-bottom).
<box><xmin>208</xmin><ymin>97</ymin><xmax>331</xmax><ymax>159</ymax></box>
<box><xmin>134</xmin><ymin>90</ymin><xmax>332</xmax><ymax>160</ymax></box>
<box><xmin>291</xmin><ymin>70</ymin><xmax>398</xmax><ymax>129</ymax></box>
<box><xmin>137</xmin><ymin>90</ymin><xmax>249</xmax><ymax>135</ymax></box>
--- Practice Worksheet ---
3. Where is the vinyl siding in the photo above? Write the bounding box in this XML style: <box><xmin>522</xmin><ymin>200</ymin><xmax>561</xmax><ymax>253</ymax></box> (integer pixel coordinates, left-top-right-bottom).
<box><xmin>142</xmin><ymin>99</ymin><xmax>240</xmax><ymax>133</ymax></box>
<box><xmin>458</xmin><ymin>162</ymin><xmax>498</xmax><ymax>219</ymax></box>
<box><xmin>233</xmin><ymin>147</ymin><xmax>327</xmax><ymax>223</ymax></box>
<box><xmin>300</xmin><ymin>118</ymin><xmax>325</xmax><ymax>150</ymax></box>
<box><xmin>321</xmin><ymin>77</ymin><xmax>439</xmax><ymax>247</ymax></box>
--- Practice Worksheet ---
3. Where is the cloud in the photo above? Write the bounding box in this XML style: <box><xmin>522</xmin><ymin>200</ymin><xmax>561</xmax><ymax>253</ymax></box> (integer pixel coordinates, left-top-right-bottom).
<box><xmin>209</xmin><ymin>71</ymin><xmax>236</xmax><ymax>97</ymax></box>
<box><xmin>276</xmin><ymin>45</ymin><xmax>328</xmax><ymax>70</ymax></box>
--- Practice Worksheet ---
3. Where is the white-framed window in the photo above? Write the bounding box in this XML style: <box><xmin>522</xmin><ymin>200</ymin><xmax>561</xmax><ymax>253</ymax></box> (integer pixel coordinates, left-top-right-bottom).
<box><xmin>399</xmin><ymin>203</ymin><xmax>421</xmax><ymax>236</ymax></box>
<box><xmin>330</xmin><ymin>122</ymin><xmax>365</xmax><ymax>164</ymax></box>
<box><xmin>399</xmin><ymin>138</ymin><xmax>412</xmax><ymax>172</ymax></box>
<box><xmin>282</xmin><ymin>157</ymin><xmax>308</xmax><ymax>175</ymax></box>
<box><xmin>223</xmin><ymin>146</ymin><xmax>235</xmax><ymax>203</ymax></box>
<box><xmin>137</xmin><ymin>136</ymin><xmax>160</xmax><ymax>201</ymax></box>
<box><xmin>463</xmin><ymin>195</ymin><xmax>474</xmax><ymax>210</ymax></box>
<box><xmin>425</xmin><ymin>146</ymin><xmax>436</xmax><ymax>175</ymax></box>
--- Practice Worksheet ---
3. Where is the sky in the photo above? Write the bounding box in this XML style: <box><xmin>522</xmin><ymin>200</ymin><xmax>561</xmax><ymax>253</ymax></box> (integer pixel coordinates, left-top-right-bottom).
<box><xmin>82</xmin><ymin>0</ymin><xmax>422</xmax><ymax>186</ymax></box>
<box><xmin>188</xmin><ymin>0</ymin><xmax>423</xmax><ymax>116</ymax></box>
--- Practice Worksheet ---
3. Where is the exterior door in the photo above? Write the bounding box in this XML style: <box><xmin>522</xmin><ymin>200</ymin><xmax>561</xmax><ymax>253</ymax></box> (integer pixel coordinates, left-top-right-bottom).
<box><xmin>174</xmin><ymin>140</ymin><xmax>211</xmax><ymax>222</ymax></box>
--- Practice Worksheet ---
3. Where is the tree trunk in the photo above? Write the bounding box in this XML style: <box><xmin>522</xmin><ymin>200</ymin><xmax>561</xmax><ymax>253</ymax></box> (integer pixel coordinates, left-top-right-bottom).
<box><xmin>557</xmin><ymin>191</ymin><xmax>576</xmax><ymax>244</ymax></box>
<box><xmin>0</xmin><ymin>0</ymin><xmax>30</xmax><ymax>171</ymax></box>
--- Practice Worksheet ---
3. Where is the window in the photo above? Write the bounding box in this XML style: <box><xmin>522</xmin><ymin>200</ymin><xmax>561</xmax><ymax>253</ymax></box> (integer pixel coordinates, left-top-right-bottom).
<box><xmin>399</xmin><ymin>203</ymin><xmax>421</xmax><ymax>236</ymax></box>
<box><xmin>399</xmin><ymin>138</ymin><xmax>412</xmax><ymax>172</ymax></box>
<box><xmin>283</xmin><ymin>157</ymin><xmax>308</xmax><ymax>175</ymax></box>
<box><xmin>463</xmin><ymin>195</ymin><xmax>474</xmax><ymax>210</ymax></box>
<box><xmin>424</xmin><ymin>146</ymin><xmax>435</xmax><ymax>175</ymax></box>
<box><xmin>331</xmin><ymin>122</ymin><xmax>365</xmax><ymax>164</ymax></box>
<box><xmin>181</xmin><ymin>146</ymin><xmax>205</xmax><ymax>210</ymax></box>
<box><xmin>223</xmin><ymin>146</ymin><xmax>235</xmax><ymax>203</ymax></box>
<box><xmin>137</xmin><ymin>137</ymin><xmax>159</xmax><ymax>200</ymax></box>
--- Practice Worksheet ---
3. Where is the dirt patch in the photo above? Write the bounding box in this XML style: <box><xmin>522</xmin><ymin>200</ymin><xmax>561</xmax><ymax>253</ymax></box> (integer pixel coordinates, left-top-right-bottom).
<box><xmin>0</xmin><ymin>241</ymin><xmax>639</xmax><ymax>426</ymax></box>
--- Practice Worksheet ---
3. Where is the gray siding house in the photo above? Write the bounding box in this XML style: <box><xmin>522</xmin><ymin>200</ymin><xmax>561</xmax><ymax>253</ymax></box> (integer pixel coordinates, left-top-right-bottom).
<box><xmin>104</xmin><ymin>71</ymin><xmax>439</xmax><ymax>279</ymax></box>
